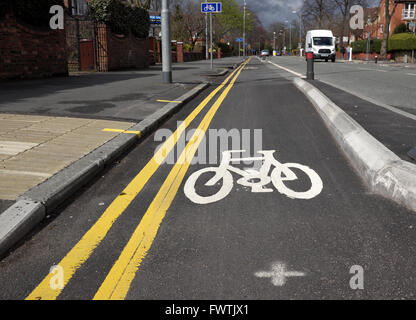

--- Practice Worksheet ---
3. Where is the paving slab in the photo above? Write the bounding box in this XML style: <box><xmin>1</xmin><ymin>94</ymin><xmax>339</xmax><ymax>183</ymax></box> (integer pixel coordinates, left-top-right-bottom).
<box><xmin>0</xmin><ymin>114</ymin><xmax>134</xmax><ymax>200</ymax></box>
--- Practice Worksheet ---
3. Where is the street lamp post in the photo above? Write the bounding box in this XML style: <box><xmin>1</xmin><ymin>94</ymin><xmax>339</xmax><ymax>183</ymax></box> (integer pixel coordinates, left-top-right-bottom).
<box><xmin>210</xmin><ymin>12</ymin><xmax>213</xmax><ymax>69</ymax></box>
<box><xmin>293</xmin><ymin>10</ymin><xmax>302</xmax><ymax>53</ymax></box>
<box><xmin>205</xmin><ymin>0</ymin><xmax>208</xmax><ymax>60</ymax></box>
<box><xmin>243</xmin><ymin>0</ymin><xmax>246</xmax><ymax>59</ymax></box>
<box><xmin>273</xmin><ymin>32</ymin><xmax>276</xmax><ymax>52</ymax></box>
<box><xmin>412</xmin><ymin>18</ymin><xmax>416</xmax><ymax>63</ymax></box>
<box><xmin>161</xmin><ymin>0</ymin><xmax>172</xmax><ymax>83</ymax></box>
<box><xmin>284</xmin><ymin>20</ymin><xmax>291</xmax><ymax>54</ymax></box>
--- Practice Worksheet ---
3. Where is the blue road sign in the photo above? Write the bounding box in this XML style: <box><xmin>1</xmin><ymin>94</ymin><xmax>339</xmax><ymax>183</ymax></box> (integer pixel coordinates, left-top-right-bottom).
<box><xmin>150</xmin><ymin>15</ymin><xmax>161</xmax><ymax>25</ymax></box>
<box><xmin>236</xmin><ymin>38</ymin><xmax>243</xmax><ymax>42</ymax></box>
<box><xmin>201</xmin><ymin>2</ymin><xmax>222</xmax><ymax>13</ymax></box>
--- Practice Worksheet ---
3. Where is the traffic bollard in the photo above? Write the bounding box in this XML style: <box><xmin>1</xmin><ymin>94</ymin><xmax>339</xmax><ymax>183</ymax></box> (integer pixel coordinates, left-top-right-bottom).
<box><xmin>375</xmin><ymin>56</ymin><xmax>378</xmax><ymax>64</ymax></box>
<box><xmin>306</xmin><ymin>52</ymin><xmax>314</xmax><ymax>80</ymax></box>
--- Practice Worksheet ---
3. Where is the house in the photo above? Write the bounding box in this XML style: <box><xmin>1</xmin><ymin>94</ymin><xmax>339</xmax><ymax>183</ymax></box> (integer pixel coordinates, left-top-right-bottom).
<box><xmin>64</xmin><ymin>0</ymin><xmax>89</xmax><ymax>16</ymax></box>
<box><xmin>364</xmin><ymin>0</ymin><xmax>416</xmax><ymax>40</ymax></box>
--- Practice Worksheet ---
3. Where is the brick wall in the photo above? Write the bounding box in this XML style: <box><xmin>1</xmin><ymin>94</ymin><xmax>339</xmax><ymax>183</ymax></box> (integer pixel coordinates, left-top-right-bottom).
<box><xmin>0</xmin><ymin>13</ymin><xmax>68</xmax><ymax>80</ymax></box>
<box><xmin>95</xmin><ymin>24</ymin><xmax>149</xmax><ymax>71</ymax></box>
<box><xmin>107</xmin><ymin>32</ymin><xmax>149</xmax><ymax>70</ymax></box>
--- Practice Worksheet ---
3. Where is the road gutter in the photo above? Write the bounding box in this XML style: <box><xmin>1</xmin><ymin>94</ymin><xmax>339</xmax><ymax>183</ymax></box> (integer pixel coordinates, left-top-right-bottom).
<box><xmin>294</xmin><ymin>78</ymin><xmax>416</xmax><ymax>213</ymax></box>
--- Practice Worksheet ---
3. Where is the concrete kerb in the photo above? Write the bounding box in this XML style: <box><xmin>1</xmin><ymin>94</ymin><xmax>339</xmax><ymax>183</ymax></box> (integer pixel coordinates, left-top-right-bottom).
<box><xmin>0</xmin><ymin>80</ymin><xmax>212</xmax><ymax>257</ymax></box>
<box><xmin>294</xmin><ymin>77</ymin><xmax>416</xmax><ymax>213</ymax></box>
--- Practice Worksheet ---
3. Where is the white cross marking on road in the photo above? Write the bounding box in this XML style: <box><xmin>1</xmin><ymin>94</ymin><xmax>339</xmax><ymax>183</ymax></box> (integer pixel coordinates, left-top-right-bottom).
<box><xmin>255</xmin><ymin>262</ymin><xmax>306</xmax><ymax>286</ymax></box>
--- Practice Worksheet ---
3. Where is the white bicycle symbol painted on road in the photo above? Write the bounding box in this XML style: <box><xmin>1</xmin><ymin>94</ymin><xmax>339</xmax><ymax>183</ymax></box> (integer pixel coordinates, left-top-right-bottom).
<box><xmin>184</xmin><ymin>150</ymin><xmax>323</xmax><ymax>204</ymax></box>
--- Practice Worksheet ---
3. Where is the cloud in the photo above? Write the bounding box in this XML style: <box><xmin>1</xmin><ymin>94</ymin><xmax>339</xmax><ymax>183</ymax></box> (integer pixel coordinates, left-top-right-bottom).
<box><xmin>237</xmin><ymin>0</ymin><xmax>304</xmax><ymax>27</ymax></box>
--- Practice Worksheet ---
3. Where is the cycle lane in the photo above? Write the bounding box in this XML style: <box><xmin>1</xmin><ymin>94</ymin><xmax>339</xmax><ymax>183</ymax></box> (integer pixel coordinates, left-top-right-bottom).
<box><xmin>1</xmin><ymin>58</ymin><xmax>415</xmax><ymax>300</ymax></box>
<box><xmin>0</xmin><ymin>65</ymin><xmax>246</xmax><ymax>300</ymax></box>
<box><xmin>122</xmin><ymin>58</ymin><xmax>416</xmax><ymax>299</ymax></box>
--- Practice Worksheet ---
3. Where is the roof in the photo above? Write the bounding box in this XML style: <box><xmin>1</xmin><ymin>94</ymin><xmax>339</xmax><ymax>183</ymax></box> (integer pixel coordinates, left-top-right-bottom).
<box><xmin>307</xmin><ymin>30</ymin><xmax>334</xmax><ymax>36</ymax></box>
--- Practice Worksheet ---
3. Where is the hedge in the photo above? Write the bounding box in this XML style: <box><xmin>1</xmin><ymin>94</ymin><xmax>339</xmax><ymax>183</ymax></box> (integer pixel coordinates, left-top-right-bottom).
<box><xmin>393</xmin><ymin>23</ymin><xmax>408</xmax><ymax>34</ymax></box>
<box><xmin>352</xmin><ymin>33</ymin><xmax>416</xmax><ymax>53</ymax></box>
<box><xmin>351</xmin><ymin>39</ymin><xmax>382</xmax><ymax>53</ymax></box>
<box><xmin>129</xmin><ymin>6</ymin><xmax>150</xmax><ymax>39</ymax></box>
<box><xmin>388</xmin><ymin>33</ymin><xmax>416</xmax><ymax>51</ymax></box>
<box><xmin>4</xmin><ymin>0</ymin><xmax>64</xmax><ymax>29</ymax></box>
<box><xmin>88</xmin><ymin>0</ymin><xmax>150</xmax><ymax>38</ymax></box>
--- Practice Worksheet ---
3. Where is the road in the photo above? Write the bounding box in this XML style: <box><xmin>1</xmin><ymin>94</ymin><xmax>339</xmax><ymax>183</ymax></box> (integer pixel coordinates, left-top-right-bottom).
<box><xmin>268</xmin><ymin>56</ymin><xmax>416</xmax><ymax>115</ymax></box>
<box><xmin>1</xmin><ymin>57</ymin><xmax>416</xmax><ymax>300</ymax></box>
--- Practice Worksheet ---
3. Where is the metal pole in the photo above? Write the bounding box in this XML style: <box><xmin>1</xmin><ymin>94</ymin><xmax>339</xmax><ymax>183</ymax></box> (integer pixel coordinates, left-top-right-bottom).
<box><xmin>307</xmin><ymin>52</ymin><xmax>314</xmax><ymax>80</ymax></box>
<box><xmin>161</xmin><ymin>0</ymin><xmax>172</xmax><ymax>83</ymax></box>
<box><xmin>413</xmin><ymin>19</ymin><xmax>416</xmax><ymax>64</ymax></box>
<box><xmin>273</xmin><ymin>32</ymin><xmax>276</xmax><ymax>52</ymax></box>
<box><xmin>210</xmin><ymin>12</ymin><xmax>213</xmax><ymax>69</ymax></box>
<box><xmin>239</xmin><ymin>41</ymin><xmax>241</xmax><ymax>58</ymax></box>
<box><xmin>299</xmin><ymin>14</ymin><xmax>302</xmax><ymax>49</ymax></box>
<box><xmin>205</xmin><ymin>0</ymin><xmax>208</xmax><ymax>60</ymax></box>
<box><xmin>289</xmin><ymin>22</ymin><xmax>292</xmax><ymax>54</ymax></box>
<box><xmin>243</xmin><ymin>0</ymin><xmax>246</xmax><ymax>59</ymax></box>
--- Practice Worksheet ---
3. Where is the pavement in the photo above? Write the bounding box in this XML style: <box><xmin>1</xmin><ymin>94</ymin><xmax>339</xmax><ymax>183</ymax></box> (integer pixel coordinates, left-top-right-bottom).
<box><xmin>0</xmin><ymin>59</ymin><xmax>238</xmax><ymax>122</ymax></box>
<box><xmin>1</xmin><ymin>57</ymin><xmax>416</xmax><ymax>300</ymax></box>
<box><xmin>0</xmin><ymin>57</ymin><xmax>240</xmax><ymax>203</ymax></box>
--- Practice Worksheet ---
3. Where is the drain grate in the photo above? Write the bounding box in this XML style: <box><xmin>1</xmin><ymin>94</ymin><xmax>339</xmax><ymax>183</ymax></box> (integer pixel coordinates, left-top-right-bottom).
<box><xmin>408</xmin><ymin>147</ymin><xmax>416</xmax><ymax>161</ymax></box>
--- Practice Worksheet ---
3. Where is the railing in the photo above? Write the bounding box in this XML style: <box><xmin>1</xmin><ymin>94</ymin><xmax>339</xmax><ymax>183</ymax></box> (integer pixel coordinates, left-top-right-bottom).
<box><xmin>402</xmin><ymin>9</ymin><xmax>415</xmax><ymax>20</ymax></box>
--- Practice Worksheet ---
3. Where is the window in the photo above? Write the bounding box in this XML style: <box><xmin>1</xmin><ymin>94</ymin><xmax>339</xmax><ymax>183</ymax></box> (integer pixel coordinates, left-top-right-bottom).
<box><xmin>312</xmin><ymin>37</ymin><xmax>333</xmax><ymax>46</ymax></box>
<box><xmin>403</xmin><ymin>3</ymin><xmax>415</xmax><ymax>19</ymax></box>
<box><xmin>71</xmin><ymin>0</ymin><xmax>88</xmax><ymax>16</ymax></box>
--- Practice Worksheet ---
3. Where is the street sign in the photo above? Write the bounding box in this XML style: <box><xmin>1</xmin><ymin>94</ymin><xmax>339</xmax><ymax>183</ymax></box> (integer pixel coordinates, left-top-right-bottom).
<box><xmin>236</xmin><ymin>38</ymin><xmax>243</xmax><ymax>42</ymax></box>
<box><xmin>150</xmin><ymin>15</ymin><xmax>161</xmax><ymax>25</ymax></box>
<box><xmin>201</xmin><ymin>2</ymin><xmax>222</xmax><ymax>13</ymax></box>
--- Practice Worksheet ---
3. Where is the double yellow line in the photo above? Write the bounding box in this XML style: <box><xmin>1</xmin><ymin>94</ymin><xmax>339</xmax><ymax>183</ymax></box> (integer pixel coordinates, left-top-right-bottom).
<box><xmin>27</xmin><ymin>58</ymin><xmax>250</xmax><ymax>300</ymax></box>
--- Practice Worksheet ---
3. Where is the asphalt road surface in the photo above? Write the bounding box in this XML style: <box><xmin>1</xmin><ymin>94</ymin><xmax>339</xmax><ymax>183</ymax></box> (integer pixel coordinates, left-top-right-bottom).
<box><xmin>269</xmin><ymin>56</ymin><xmax>416</xmax><ymax>113</ymax></box>
<box><xmin>1</xmin><ymin>58</ymin><xmax>416</xmax><ymax>300</ymax></box>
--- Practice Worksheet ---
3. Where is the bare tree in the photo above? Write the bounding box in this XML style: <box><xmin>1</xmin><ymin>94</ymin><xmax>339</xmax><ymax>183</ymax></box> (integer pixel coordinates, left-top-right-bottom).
<box><xmin>171</xmin><ymin>0</ymin><xmax>205</xmax><ymax>50</ymax></box>
<box><xmin>334</xmin><ymin>0</ymin><xmax>368</xmax><ymax>47</ymax></box>
<box><xmin>380</xmin><ymin>0</ymin><xmax>398</xmax><ymax>59</ymax></box>
<box><xmin>150</xmin><ymin>0</ymin><xmax>161</xmax><ymax>12</ymax></box>
<box><xmin>303</xmin><ymin>0</ymin><xmax>335</xmax><ymax>29</ymax></box>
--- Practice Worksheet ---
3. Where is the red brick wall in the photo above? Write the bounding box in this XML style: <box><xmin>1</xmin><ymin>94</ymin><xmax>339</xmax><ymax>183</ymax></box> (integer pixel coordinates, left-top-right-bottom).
<box><xmin>104</xmin><ymin>28</ymin><xmax>149</xmax><ymax>71</ymax></box>
<box><xmin>352</xmin><ymin>52</ymin><xmax>394</xmax><ymax>60</ymax></box>
<box><xmin>183</xmin><ymin>52</ymin><xmax>204</xmax><ymax>62</ymax></box>
<box><xmin>0</xmin><ymin>13</ymin><xmax>68</xmax><ymax>80</ymax></box>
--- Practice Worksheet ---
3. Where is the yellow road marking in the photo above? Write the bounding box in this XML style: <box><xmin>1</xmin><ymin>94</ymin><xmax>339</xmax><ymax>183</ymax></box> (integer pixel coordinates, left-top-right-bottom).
<box><xmin>157</xmin><ymin>100</ymin><xmax>183</xmax><ymax>103</ymax></box>
<box><xmin>93</xmin><ymin>58</ymin><xmax>250</xmax><ymax>300</ymax></box>
<box><xmin>26</xmin><ymin>61</ymin><xmax>247</xmax><ymax>301</ymax></box>
<box><xmin>102</xmin><ymin>128</ymin><xmax>141</xmax><ymax>137</ymax></box>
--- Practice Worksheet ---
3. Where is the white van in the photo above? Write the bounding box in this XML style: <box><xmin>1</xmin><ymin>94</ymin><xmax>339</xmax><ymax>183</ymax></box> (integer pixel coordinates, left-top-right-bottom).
<box><xmin>305</xmin><ymin>30</ymin><xmax>336</xmax><ymax>62</ymax></box>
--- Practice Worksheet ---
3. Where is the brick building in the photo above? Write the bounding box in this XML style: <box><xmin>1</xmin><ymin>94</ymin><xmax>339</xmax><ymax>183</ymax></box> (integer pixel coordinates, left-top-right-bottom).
<box><xmin>364</xmin><ymin>0</ymin><xmax>416</xmax><ymax>40</ymax></box>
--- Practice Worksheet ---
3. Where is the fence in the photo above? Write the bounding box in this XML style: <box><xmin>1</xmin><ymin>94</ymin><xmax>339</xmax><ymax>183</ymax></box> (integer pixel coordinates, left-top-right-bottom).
<box><xmin>65</xmin><ymin>15</ymin><xmax>96</xmax><ymax>72</ymax></box>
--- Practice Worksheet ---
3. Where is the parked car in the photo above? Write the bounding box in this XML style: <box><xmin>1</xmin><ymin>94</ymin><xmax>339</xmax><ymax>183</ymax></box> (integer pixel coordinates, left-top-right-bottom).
<box><xmin>260</xmin><ymin>50</ymin><xmax>270</xmax><ymax>57</ymax></box>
